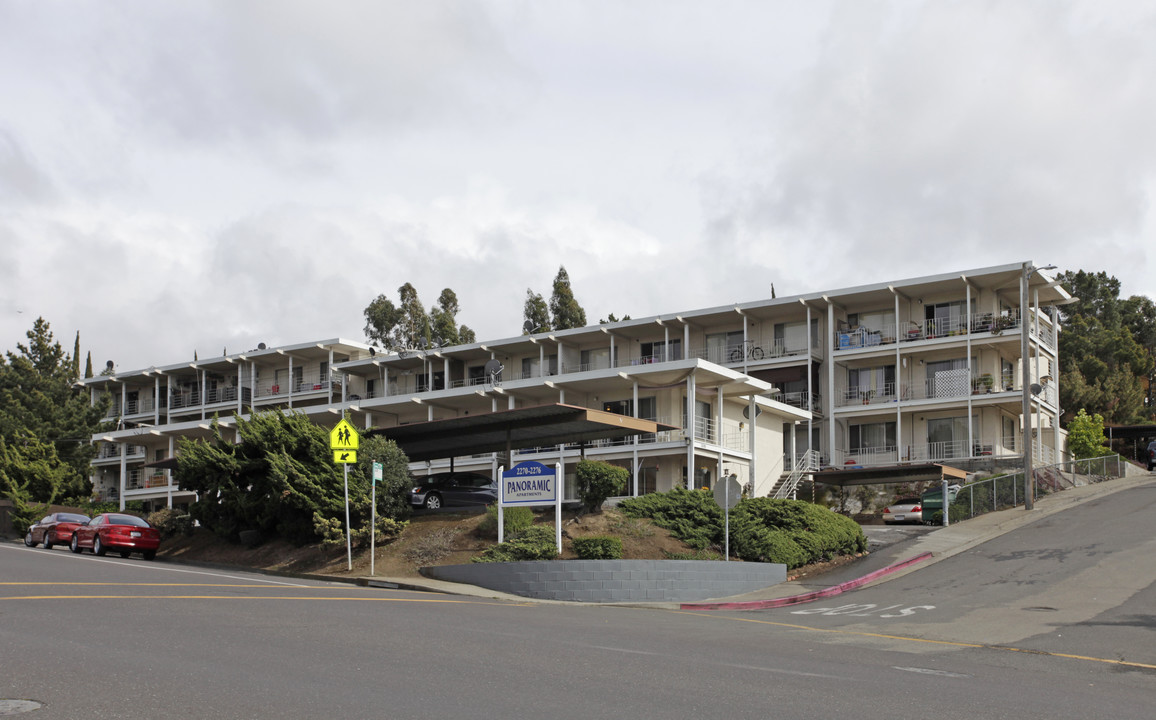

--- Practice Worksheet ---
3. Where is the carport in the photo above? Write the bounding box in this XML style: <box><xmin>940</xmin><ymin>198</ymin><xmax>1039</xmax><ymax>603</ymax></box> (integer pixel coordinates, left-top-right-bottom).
<box><xmin>811</xmin><ymin>464</ymin><xmax>969</xmax><ymax>522</ymax></box>
<box><xmin>367</xmin><ymin>403</ymin><xmax>678</xmax><ymax>467</ymax></box>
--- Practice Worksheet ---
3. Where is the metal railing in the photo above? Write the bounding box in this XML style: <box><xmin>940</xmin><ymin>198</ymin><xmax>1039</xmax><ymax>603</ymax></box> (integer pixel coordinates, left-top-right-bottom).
<box><xmin>948</xmin><ymin>455</ymin><xmax>1127</xmax><ymax>522</ymax></box>
<box><xmin>773</xmin><ymin>450</ymin><xmax>821</xmax><ymax>499</ymax></box>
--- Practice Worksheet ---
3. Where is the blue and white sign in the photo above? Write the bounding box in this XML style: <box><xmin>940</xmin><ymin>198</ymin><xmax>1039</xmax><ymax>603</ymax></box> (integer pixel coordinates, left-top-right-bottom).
<box><xmin>501</xmin><ymin>461</ymin><xmax>557</xmax><ymax>506</ymax></box>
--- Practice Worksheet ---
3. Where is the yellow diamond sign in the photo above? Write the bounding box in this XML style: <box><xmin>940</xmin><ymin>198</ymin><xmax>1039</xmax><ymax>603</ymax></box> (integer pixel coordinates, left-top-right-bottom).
<box><xmin>330</xmin><ymin>419</ymin><xmax>359</xmax><ymax>451</ymax></box>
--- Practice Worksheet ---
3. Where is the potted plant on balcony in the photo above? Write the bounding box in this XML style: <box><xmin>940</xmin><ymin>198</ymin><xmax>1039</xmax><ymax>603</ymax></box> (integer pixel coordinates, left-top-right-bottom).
<box><xmin>860</xmin><ymin>389</ymin><xmax>876</xmax><ymax>405</ymax></box>
<box><xmin>980</xmin><ymin>373</ymin><xmax>995</xmax><ymax>393</ymax></box>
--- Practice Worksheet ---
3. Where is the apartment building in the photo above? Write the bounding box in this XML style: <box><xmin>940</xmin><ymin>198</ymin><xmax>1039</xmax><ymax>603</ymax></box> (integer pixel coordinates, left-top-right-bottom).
<box><xmin>83</xmin><ymin>262</ymin><xmax>1070</xmax><ymax>511</ymax></box>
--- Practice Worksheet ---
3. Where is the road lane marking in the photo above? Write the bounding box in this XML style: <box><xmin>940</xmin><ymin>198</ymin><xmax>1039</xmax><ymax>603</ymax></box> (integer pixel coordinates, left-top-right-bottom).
<box><xmin>672</xmin><ymin>611</ymin><xmax>1156</xmax><ymax>672</ymax></box>
<box><xmin>894</xmin><ymin>666</ymin><xmax>971</xmax><ymax>678</ymax></box>
<box><xmin>0</xmin><ymin>594</ymin><xmax>533</xmax><ymax>605</ymax></box>
<box><xmin>2</xmin><ymin>543</ymin><xmax>309</xmax><ymax>586</ymax></box>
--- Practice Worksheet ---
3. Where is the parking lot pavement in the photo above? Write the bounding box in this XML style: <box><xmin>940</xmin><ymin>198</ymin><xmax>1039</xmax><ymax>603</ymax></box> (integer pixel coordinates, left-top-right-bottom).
<box><xmin>861</xmin><ymin>524</ymin><xmax>936</xmax><ymax>553</ymax></box>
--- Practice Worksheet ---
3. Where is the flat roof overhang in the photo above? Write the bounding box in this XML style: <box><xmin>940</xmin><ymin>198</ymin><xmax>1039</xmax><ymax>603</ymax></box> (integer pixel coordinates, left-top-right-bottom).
<box><xmin>813</xmin><ymin>463</ymin><xmax>968</xmax><ymax>488</ymax></box>
<box><xmin>368</xmin><ymin>403</ymin><xmax>680</xmax><ymax>462</ymax></box>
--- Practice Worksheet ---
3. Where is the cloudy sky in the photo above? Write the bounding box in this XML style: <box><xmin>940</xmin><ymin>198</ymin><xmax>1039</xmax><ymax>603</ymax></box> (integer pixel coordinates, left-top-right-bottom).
<box><xmin>2</xmin><ymin>1</ymin><xmax>1154</xmax><ymax>373</ymax></box>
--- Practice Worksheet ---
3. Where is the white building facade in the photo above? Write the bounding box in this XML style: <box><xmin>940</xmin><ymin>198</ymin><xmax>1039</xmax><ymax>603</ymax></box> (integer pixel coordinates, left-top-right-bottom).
<box><xmin>83</xmin><ymin>262</ymin><xmax>1070</xmax><ymax>511</ymax></box>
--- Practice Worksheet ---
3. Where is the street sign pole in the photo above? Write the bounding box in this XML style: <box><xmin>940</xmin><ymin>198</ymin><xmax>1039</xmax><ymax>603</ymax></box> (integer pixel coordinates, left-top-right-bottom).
<box><xmin>372</xmin><ymin>462</ymin><xmax>382</xmax><ymax>577</ymax></box>
<box><xmin>343</xmin><ymin>463</ymin><xmax>352</xmax><ymax>571</ymax></box>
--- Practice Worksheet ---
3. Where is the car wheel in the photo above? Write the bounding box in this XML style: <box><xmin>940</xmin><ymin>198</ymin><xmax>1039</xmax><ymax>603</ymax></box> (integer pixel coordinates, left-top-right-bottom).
<box><xmin>24</xmin><ymin>531</ymin><xmax>36</xmax><ymax>548</ymax></box>
<box><xmin>119</xmin><ymin>550</ymin><xmax>131</xmax><ymax>559</ymax></box>
<box><xmin>70</xmin><ymin>534</ymin><xmax>82</xmax><ymax>554</ymax></box>
<box><xmin>424</xmin><ymin>494</ymin><xmax>442</xmax><ymax>510</ymax></box>
<box><xmin>143</xmin><ymin>550</ymin><xmax>157</xmax><ymax>561</ymax></box>
<box><xmin>93</xmin><ymin>536</ymin><xmax>107</xmax><ymax>557</ymax></box>
<box><xmin>43</xmin><ymin>534</ymin><xmax>53</xmax><ymax>550</ymax></box>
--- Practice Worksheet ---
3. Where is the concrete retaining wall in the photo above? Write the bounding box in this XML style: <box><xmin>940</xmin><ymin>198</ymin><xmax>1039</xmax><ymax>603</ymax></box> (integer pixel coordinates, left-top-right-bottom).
<box><xmin>421</xmin><ymin>559</ymin><xmax>786</xmax><ymax>603</ymax></box>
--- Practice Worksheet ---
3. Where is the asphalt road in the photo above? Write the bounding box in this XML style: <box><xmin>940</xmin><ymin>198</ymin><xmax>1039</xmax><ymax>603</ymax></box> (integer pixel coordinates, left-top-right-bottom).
<box><xmin>3</xmin><ymin>484</ymin><xmax>1155</xmax><ymax>719</ymax></box>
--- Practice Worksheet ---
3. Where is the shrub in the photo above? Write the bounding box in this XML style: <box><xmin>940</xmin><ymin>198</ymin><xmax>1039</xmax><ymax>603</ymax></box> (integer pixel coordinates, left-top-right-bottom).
<box><xmin>572</xmin><ymin>535</ymin><xmax>623</xmax><ymax>559</ymax></box>
<box><xmin>403</xmin><ymin>527</ymin><xmax>461</xmax><ymax>566</ymax></box>
<box><xmin>729</xmin><ymin>525</ymin><xmax>809</xmax><ymax>568</ymax></box>
<box><xmin>472</xmin><ymin>525</ymin><xmax>559</xmax><ymax>563</ymax></box>
<box><xmin>576</xmin><ymin>460</ymin><xmax>628</xmax><ymax>513</ymax></box>
<box><xmin>476</xmin><ymin>504</ymin><xmax>534</xmax><ymax>538</ymax></box>
<box><xmin>312</xmin><ymin>512</ymin><xmax>407</xmax><ymax>550</ymax></box>
<box><xmin>618</xmin><ymin>487</ymin><xmax>723</xmax><ymax>550</ymax></box>
<box><xmin>664</xmin><ymin>548</ymin><xmax>723</xmax><ymax>561</ymax></box>
<box><xmin>147</xmin><ymin>508</ymin><xmax>194</xmax><ymax>538</ymax></box>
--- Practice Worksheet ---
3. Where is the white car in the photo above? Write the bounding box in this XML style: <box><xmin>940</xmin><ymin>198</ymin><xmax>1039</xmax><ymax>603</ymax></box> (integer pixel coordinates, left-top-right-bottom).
<box><xmin>1147</xmin><ymin>440</ymin><xmax>1156</xmax><ymax>472</ymax></box>
<box><xmin>882</xmin><ymin>497</ymin><xmax>923</xmax><ymax>524</ymax></box>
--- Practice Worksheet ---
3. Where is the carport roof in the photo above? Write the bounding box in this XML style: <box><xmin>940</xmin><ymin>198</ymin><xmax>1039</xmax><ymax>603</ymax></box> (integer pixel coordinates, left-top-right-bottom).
<box><xmin>367</xmin><ymin>403</ymin><xmax>679</xmax><ymax>462</ymax></box>
<box><xmin>813</xmin><ymin>464</ymin><xmax>968</xmax><ymax>488</ymax></box>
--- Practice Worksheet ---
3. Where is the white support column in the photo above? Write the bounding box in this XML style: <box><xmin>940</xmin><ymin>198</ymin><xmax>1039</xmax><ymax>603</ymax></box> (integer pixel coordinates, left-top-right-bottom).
<box><xmin>686</xmin><ymin>372</ymin><xmax>696</xmax><ymax>489</ymax></box>
<box><xmin>826</xmin><ymin>302</ymin><xmax>836</xmax><ymax>467</ymax></box>
<box><xmin>329</xmin><ymin>349</ymin><xmax>335</xmax><ymax>403</ymax></box>
<box><xmin>200</xmin><ymin>369</ymin><xmax>206</xmax><ymax>420</ymax></box>
<box><xmin>154</xmin><ymin>375</ymin><xmax>161</xmax><ymax>425</ymax></box>
<box><xmin>892</xmin><ymin>291</ymin><xmax>902</xmax><ymax>462</ymax></box>
<box><xmin>966</xmin><ymin>281</ymin><xmax>973</xmax><ymax>455</ymax></box>
<box><xmin>118</xmin><ymin>443</ymin><xmax>127</xmax><ymax>511</ymax></box>
<box><xmin>236</xmin><ymin>364</ymin><xmax>243</xmax><ymax>415</ymax></box>
<box><xmin>287</xmin><ymin>356</ymin><xmax>294</xmax><ymax>408</ymax></box>
<box><xmin>166</xmin><ymin>436</ymin><xmax>174</xmax><ymax>509</ymax></box>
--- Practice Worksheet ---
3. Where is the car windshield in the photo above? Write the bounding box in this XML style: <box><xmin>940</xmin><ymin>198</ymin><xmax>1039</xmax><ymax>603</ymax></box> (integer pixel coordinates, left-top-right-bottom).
<box><xmin>891</xmin><ymin>498</ymin><xmax>920</xmax><ymax>506</ymax></box>
<box><xmin>58</xmin><ymin>513</ymin><xmax>89</xmax><ymax>523</ymax></box>
<box><xmin>108</xmin><ymin>514</ymin><xmax>150</xmax><ymax>528</ymax></box>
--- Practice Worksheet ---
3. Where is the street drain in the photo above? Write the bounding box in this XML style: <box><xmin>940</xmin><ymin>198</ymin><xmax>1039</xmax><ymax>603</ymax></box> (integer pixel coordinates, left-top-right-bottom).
<box><xmin>1023</xmin><ymin>606</ymin><xmax>1058</xmax><ymax>612</ymax></box>
<box><xmin>0</xmin><ymin>699</ymin><xmax>42</xmax><ymax>715</ymax></box>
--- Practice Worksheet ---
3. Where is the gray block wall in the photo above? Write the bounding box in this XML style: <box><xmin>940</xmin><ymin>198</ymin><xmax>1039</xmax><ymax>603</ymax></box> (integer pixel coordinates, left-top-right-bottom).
<box><xmin>422</xmin><ymin>560</ymin><xmax>786</xmax><ymax>602</ymax></box>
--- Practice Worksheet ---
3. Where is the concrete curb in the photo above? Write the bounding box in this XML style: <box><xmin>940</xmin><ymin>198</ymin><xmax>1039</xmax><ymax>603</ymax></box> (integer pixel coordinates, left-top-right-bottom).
<box><xmin>679</xmin><ymin>551</ymin><xmax>933</xmax><ymax>611</ymax></box>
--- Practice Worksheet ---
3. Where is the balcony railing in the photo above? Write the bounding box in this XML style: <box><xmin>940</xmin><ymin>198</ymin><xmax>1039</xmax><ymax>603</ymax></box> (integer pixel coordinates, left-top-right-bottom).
<box><xmin>768</xmin><ymin>390</ymin><xmax>822</xmax><ymax>412</ymax></box>
<box><xmin>96</xmin><ymin>444</ymin><xmax>147</xmax><ymax>461</ymax></box>
<box><xmin>833</xmin><ymin>435</ymin><xmax>1025</xmax><ymax>468</ymax></box>
<box><xmin>835</xmin><ymin>309</ymin><xmax>1031</xmax><ymax>351</ymax></box>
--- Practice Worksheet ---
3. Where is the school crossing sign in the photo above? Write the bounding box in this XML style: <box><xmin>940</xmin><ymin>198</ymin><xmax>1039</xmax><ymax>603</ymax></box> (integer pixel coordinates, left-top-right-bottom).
<box><xmin>330</xmin><ymin>419</ymin><xmax>359</xmax><ymax>465</ymax></box>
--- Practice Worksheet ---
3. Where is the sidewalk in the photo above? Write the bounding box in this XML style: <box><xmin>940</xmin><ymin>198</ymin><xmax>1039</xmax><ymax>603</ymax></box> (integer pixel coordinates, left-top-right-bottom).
<box><xmin>357</xmin><ymin>471</ymin><xmax>1155</xmax><ymax>609</ymax></box>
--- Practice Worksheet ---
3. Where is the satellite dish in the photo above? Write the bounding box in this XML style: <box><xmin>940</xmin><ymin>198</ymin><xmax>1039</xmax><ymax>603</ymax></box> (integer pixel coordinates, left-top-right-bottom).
<box><xmin>258</xmin><ymin>342</ymin><xmax>266</xmax><ymax>350</ymax></box>
<box><xmin>105</xmin><ymin>360</ymin><xmax>114</xmax><ymax>371</ymax></box>
<box><xmin>369</xmin><ymin>347</ymin><xmax>376</xmax><ymax>357</ymax></box>
<box><xmin>484</xmin><ymin>359</ymin><xmax>503</xmax><ymax>377</ymax></box>
<box><xmin>523</xmin><ymin>320</ymin><xmax>535</xmax><ymax>334</ymax></box>
<box><xmin>742</xmin><ymin>405</ymin><xmax>763</xmax><ymax>420</ymax></box>
<box><xmin>1030</xmin><ymin>383</ymin><xmax>1043</xmax><ymax>396</ymax></box>
<box><xmin>418</xmin><ymin>337</ymin><xmax>428</xmax><ymax>350</ymax></box>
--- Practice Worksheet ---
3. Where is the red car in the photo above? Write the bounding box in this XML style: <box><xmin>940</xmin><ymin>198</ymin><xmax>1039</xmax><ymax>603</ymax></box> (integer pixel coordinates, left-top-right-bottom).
<box><xmin>25</xmin><ymin>513</ymin><xmax>91</xmax><ymax>549</ymax></box>
<box><xmin>69</xmin><ymin>513</ymin><xmax>161</xmax><ymax>560</ymax></box>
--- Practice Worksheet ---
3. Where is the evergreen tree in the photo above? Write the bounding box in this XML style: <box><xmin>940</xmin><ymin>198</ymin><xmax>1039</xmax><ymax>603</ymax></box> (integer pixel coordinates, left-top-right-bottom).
<box><xmin>363</xmin><ymin>283</ymin><xmax>436</xmax><ymax>351</ymax></box>
<box><xmin>429</xmin><ymin>288</ymin><xmax>470</xmax><ymax>348</ymax></box>
<box><xmin>549</xmin><ymin>266</ymin><xmax>587</xmax><ymax>330</ymax></box>
<box><xmin>0</xmin><ymin>318</ymin><xmax>108</xmax><ymax>503</ymax></box>
<box><xmin>176</xmin><ymin>411</ymin><xmax>410</xmax><ymax>544</ymax></box>
<box><xmin>523</xmin><ymin>290</ymin><xmax>551</xmax><ymax>333</ymax></box>
<box><xmin>72</xmin><ymin>331</ymin><xmax>81</xmax><ymax>379</ymax></box>
<box><xmin>84</xmin><ymin>351</ymin><xmax>93</xmax><ymax>379</ymax></box>
<box><xmin>1056</xmin><ymin>270</ymin><xmax>1154</xmax><ymax>424</ymax></box>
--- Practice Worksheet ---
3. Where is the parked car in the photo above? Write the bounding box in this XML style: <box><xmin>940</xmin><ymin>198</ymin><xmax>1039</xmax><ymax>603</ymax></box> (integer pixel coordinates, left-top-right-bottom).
<box><xmin>410</xmin><ymin>472</ymin><xmax>497</xmax><ymax>510</ymax></box>
<box><xmin>24</xmin><ymin>512</ymin><xmax>90</xmax><ymax>549</ymax></box>
<box><xmin>882</xmin><ymin>497</ymin><xmax>923</xmax><ymax>524</ymax></box>
<box><xmin>1148</xmin><ymin>440</ymin><xmax>1156</xmax><ymax>472</ymax></box>
<box><xmin>69</xmin><ymin>513</ymin><xmax>161</xmax><ymax>560</ymax></box>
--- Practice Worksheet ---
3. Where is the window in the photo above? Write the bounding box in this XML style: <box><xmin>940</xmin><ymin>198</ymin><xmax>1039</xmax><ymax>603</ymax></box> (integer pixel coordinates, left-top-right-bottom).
<box><xmin>366</xmin><ymin>378</ymin><xmax>376</xmax><ymax>398</ymax></box>
<box><xmin>848</xmin><ymin>365</ymin><xmax>895</xmax><ymax>399</ymax></box>
<box><xmin>925</xmin><ymin>299</ymin><xmax>975</xmax><ymax>336</ymax></box>
<box><xmin>706</xmin><ymin>331</ymin><xmax>743</xmax><ymax>363</ymax></box>
<box><xmin>847</xmin><ymin>310</ymin><xmax>895</xmax><ymax>335</ymax></box>
<box><xmin>850</xmin><ymin>422</ymin><xmax>896</xmax><ymax>451</ymax></box>
<box><xmin>774</xmin><ymin>320</ymin><xmax>818</xmax><ymax>353</ymax></box>
<box><xmin>640</xmin><ymin>339</ymin><xmax>681</xmax><ymax>362</ymax></box>
<box><xmin>927</xmin><ymin>416</ymin><xmax>976</xmax><ymax>459</ymax></box>
<box><xmin>521</xmin><ymin>354</ymin><xmax>558</xmax><ymax>378</ymax></box>
<box><xmin>1002</xmin><ymin>416</ymin><xmax>1016</xmax><ymax>449</ymax></box>
<box><xmin>580</xmin><ymin>347</ymin><xmax>612</xmax><ymax>371</ymax></box>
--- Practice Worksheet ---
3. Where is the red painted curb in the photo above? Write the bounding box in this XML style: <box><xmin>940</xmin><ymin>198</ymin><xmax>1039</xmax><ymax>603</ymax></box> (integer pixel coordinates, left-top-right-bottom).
<box><xmin>679</xmin><ymin>551</ymin><xmax>934</xmax><ymax>611</ymax></box>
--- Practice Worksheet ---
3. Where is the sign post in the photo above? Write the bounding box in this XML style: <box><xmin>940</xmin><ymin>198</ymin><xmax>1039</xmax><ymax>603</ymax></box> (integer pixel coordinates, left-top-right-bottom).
<box><xmin>499</xmin><ymin>461</ymin><xmax>562</xmax><ymax>553</ymax></box>
<box><xmin>330</xmin><ymin>419</ymin><xmax>360</xmax><ymax>571</ymax></box>
<box><xmin>712</xmin><ymin>473</ymin><xmax>742</xmax><ymax>561</ymax></box>
<box><xmin>372</xmin><ymin>461</ymin><xmax>382</xmax><ymax>576</ymax></box>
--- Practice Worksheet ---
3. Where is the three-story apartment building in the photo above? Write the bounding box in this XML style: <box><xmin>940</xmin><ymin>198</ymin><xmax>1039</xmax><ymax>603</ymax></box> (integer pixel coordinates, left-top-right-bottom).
<box><xmin>83</xmin><ymin>262</ymin><xmax>1070</xmax><ymax>512</ymax></box>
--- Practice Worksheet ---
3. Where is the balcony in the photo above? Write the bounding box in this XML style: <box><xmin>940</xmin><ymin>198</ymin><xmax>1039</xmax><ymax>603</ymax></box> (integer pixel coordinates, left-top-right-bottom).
<box><xmin>834</xmin><ymin>310</ymin><xmax>1027</xmax><ymax>351</ymax></box>
<box><xmin>833</xmin><ymin>436</ymin><xmax>1024</xmax><ymax>468</ymax></box>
